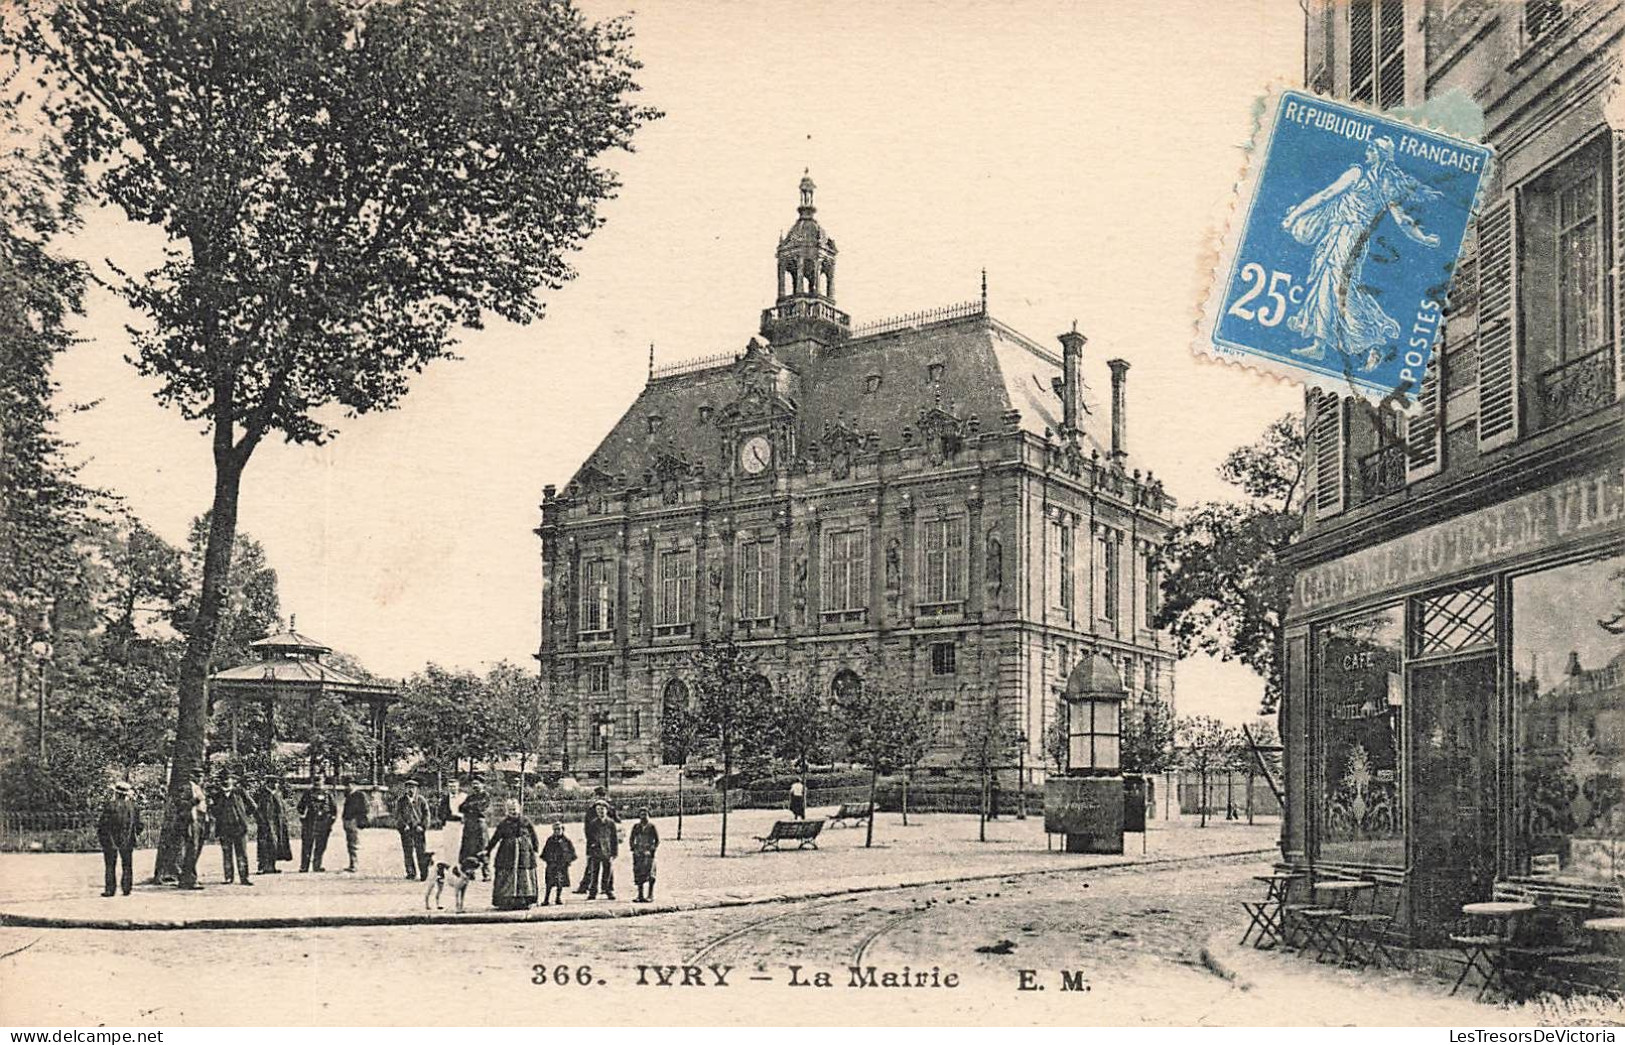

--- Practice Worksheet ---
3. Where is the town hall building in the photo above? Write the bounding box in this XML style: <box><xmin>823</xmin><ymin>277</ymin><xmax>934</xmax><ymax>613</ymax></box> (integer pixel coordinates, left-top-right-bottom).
<box><xmin>535</xmin><ymin>176</ymin><xmax>1178</xmax><ymax>781</ymax></box>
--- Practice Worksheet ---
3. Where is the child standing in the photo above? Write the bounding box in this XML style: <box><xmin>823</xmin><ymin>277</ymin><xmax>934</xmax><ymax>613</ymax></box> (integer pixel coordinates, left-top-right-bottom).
<box><xmin>630</xmin><ymin>808</ymin><xmax>659</xmax><ymax>903</ymax></box>
<box><xmin>539</xmin><ymin>821</ymin><xmax>576</xmax><ymax>906</ymax></box>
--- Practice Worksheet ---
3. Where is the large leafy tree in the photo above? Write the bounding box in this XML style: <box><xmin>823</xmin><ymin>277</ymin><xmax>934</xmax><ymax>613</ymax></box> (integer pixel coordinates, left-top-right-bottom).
<box><xmin>960</xmin><ymin>688</ymin><xmax>1021</xmax><ymax>842</ymax></box>
<box><xmin>8</xmin><ymin>0</ymin><xmax>655</xmax><ymax>874</ymax></box>
<box><xmin>1121</xmin><ymin>693</ymin><xmax>1177</xmax><ymax>776</ymax></box>
<box><xmin>1176</xmin><ymin>715</ymin><xmax>1245</xmax><ymax>828</ymax></box>
<box><xmin>1156</xmin><ymin>413</ymin><xmax>1304</xmax><ymax>714</ymax></box>
<box><xmin>484</xmin><ymin>660</ymin><xmax>551</xmax><ymax>798</ymax></box>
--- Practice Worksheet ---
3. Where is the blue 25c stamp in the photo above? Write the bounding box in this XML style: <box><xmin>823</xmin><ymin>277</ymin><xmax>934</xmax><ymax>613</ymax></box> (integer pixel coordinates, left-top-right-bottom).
<box><xmin>1200</xmin><ymin>89</ymin><xmax>1492</xmax><ymax>403</ymax></box>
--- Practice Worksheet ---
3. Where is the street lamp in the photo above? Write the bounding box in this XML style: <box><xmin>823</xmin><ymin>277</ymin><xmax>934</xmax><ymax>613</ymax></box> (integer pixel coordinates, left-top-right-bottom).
<box><xmin>594</xmin><ymin>710</ymin><xmax>614</xmax><ymax>792</ymax></box>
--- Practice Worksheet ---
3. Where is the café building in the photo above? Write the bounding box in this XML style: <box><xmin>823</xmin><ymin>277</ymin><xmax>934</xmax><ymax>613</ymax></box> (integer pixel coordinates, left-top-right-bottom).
<box><xmin>1283</xmin><ymin>0</ymin><xmax>1623</xmax><ymax>942</ymax></box>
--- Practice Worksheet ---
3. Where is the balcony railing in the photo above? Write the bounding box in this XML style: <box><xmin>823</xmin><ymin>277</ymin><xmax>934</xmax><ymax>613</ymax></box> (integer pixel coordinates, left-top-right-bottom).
<box><xmin>761</xmin><ymin>297</ymin><xmax>851</xmax><ymax>328</ymax></box>
<box><xmin>1357</xmin><ymin>444</ymin><xmax>1408</xmax><ymax>501</ymax></box>
<box><xmin>1535</xmin><ymin>347</ymin><xmax>1614</xmax><ymax>431</ymax></box>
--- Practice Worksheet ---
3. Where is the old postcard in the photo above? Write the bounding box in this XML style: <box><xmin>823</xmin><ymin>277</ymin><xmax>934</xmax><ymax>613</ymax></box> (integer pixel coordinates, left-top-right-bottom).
<box><xmin>0</xmin><ymin>0</ymin><xmax>1621</xmax><ymax>1031</ymax></box>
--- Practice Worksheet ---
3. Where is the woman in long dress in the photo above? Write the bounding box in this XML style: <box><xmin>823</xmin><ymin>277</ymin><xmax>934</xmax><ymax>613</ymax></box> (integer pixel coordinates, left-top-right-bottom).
<box><xmin>485</xmin><ymin>799</ymin><xmax>540</xmax><ymax>911</ymax></box>
<box><xmin>1280</xmin><ymin>136</ymin><xmax>1441</xmax><ymax>373</ymax></box>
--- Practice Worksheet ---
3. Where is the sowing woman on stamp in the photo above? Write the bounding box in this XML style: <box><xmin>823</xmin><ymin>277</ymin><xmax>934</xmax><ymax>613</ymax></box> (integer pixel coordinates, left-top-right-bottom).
<box><xmin>1282</xmin><ymin>136</ymin><xmax>1443</xmax><ymax>373</ymax></box>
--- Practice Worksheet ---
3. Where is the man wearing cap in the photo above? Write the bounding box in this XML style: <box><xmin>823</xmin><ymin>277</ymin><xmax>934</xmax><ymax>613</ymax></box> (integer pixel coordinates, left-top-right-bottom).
<box><xmin>340</xmin><ymin>779</ymin><xmax>370</xmax><ymax>873</ymax></box>
<box><xmin>213</xmin><ymin>773</ymin><xmax>258</xmax><ymax>885</ymax></box>
<box><xmin>255</xmin><ymin>775</ymin><xmax>293</xmax><ymax>874</ymax></box>
<box><xmin>96</xmin><ymin>780</ymin><xmax>142</xmax><ymax>897</ymax></box>
<box><xmin>297</xmin><ymin>779</ymin><xmax>337</xmax><ymax>872</ymax></box>
<box><xmin>394</xmin><ymin>778</ymin><xmax>431</xmax><ymax>880</ymax></box>
<box><xmin>575</xmin><ymin>786</ymin><xmax>619</xmax><ymax>894</ymax></box>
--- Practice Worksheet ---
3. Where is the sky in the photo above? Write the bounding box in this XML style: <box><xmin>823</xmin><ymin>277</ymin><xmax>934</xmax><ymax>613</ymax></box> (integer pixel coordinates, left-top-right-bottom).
<box><xmin>49</xmin><ymin>0</ymin><xmax>1305</xmax><ymax>725</ymax></box>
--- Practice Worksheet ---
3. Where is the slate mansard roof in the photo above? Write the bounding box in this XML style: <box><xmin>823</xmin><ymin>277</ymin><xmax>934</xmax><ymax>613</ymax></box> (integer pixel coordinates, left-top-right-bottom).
<box><xmin>566</xmin><ymin>310</ymin><xmax>1119</xmax><ymax>492</ymax></box>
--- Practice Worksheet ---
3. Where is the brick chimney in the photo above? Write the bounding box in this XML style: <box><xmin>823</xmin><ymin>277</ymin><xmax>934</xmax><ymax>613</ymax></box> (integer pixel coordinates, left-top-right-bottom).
<box><xmin>1057</xmin><ymin>326</ymin><xmax>1087</xmax><ymax>434</ymax></box>
<box><xmin>1107</xmin><ymin>358</ymin><xmax>1129</xmax><ymax>462</ymax></box>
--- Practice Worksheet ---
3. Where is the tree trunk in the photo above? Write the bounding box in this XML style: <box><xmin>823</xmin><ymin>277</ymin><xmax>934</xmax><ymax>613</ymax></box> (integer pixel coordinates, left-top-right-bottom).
<box><xmin>901</xmin><ymin>767</ymin><xmax>910</xmax><ymax>827</ymax></box>
<box><xmin>864</xmin><ymin>763</ymin><xmax>877</xmax><ymax>848</ymax></box>
<box><xmin>979</xmin><ymin>767</ymin><xmax>988</xmax><ymax>842</ymax></box>
<box><xmin>718</xmin><ymin>742</ymin><xmax>730</xmax><ymax>859</ymax></box>
<box><xmin>153</xmin><ymin>458</ymin><xmax>245</xmax><ymax>881</ymax></box>
<box><xmin>676</xmin><ymin>760</ymin><xmax>684</xmax><ymax>841</ymax></box>
<box><xmin>1199</xmin><ymin>766</ymin><xmax>1209</xmax><ymax>828</ymax></box>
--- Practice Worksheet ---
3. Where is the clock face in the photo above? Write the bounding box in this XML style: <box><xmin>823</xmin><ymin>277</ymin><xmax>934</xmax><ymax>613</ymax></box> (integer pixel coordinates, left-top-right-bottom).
<box><xmin>739</xmin><ymin>435</ymin><xmax>772</xmax><ymax>475</ymax></box>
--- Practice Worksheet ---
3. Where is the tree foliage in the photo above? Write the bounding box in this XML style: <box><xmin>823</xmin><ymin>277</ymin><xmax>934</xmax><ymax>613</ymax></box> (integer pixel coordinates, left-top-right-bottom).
<box><xmin>1156</xmin><ymin>413</ymin><xmax>1304</xmax><ymax>714</ymax></box>
<box><xmin>690</xmin><ymin>637</ymin><xmax>774</xmax><ymax>857</ymax></box>
<box><xmin>835</xmin><ymin>679</ymin><xmax>934</xmax><ymax>847</ymax></box>
<box><xmin>1175</xmin><ymin>714</ymin><xmax>1246</xmax><ymax>828</ymax></box>
<box><xmin>1121</xmin><ymin>694</ymin><xmax>1177</xmax><ymax>776</ymax></box>
<box><xmin>6</xmin><ymin>0</ymin><xmax>655</xmax><ymax>871</ymax></box>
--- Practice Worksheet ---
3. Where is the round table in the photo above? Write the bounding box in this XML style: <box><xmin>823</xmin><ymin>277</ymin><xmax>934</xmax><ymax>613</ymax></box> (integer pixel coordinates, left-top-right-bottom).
<box><xmin>1463</xmin><ymin>901</ymin><xmax>1536</xmax><ymax>918</ymax></box>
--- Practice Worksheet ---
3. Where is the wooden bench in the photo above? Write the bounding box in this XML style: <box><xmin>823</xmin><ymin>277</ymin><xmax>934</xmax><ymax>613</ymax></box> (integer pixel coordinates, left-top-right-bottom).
<box><xmin>755</xmin><ymin>819</ymin><xmax>823</xmax><ymax>852</ymax></box>
<box><xmin>826</xmin><ymin>802</ymin><xmax>872</xmax><ymax>828</ymax></box>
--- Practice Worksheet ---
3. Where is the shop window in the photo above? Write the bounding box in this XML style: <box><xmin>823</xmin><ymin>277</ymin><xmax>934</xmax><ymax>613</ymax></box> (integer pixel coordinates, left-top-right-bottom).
<box><xmin>930</xmin><ymin>642</ymin><xmax>957</xmax><ymax>676</ymax></box>
<box><xmin>1512</xmin><ymin>553</ymin><xmax>1625</xmax><ymax>883</ymax></box>
<box><xmin>1413</xmin><ymin>581</ymin><xmax>1496</xmax><ymax>656</ymax></box>
<box><xmin>1316</xmin><ymin>605</ymin><xmax>1405</xmax><ymax>866</ymax></box>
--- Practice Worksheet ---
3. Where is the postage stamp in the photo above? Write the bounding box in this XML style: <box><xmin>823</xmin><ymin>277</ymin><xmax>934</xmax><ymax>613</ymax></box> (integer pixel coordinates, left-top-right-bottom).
<box><xmin>1198</xmin><ymin>88</ymin><xmax>1493</xmax><ymax>405</ymax></box>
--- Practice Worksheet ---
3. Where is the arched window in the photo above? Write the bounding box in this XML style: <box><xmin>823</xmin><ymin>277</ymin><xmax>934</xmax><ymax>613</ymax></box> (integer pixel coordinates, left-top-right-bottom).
<box><xmin>660</xmin><ymin>678</ymin><xmax>691</xmax><ymax>766</ymax></box>
<box><xmin>801</xmin><ymin>258</ymin><xmax>816</xmax><ymax>296</ymax></box>
<box><xmin>831</xmin><ymin>669</ymin><xmax>862</xmax><ymax>704</ymax></box>
<box><xmin>822</xmin><ymin>261</ymin><xmax>835</xmax><ymax>299</ymax></box>
<box><xmin>780</xmin><ymin>263</ymin><xmax>794</xmax><ymax>299</ymax></box>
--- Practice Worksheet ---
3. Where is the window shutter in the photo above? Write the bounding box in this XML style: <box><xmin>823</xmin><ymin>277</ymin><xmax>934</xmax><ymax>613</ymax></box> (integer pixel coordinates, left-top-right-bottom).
<box><xmin>1614</xmin><ymin>130</ymin><xmax>1624</xmax><ymax>399</ymax></box>
<box><xmin>1476</xmin><ymin>196</ymin><xmax>1521</xmax><ymax>450</ymax></box>
<box><xmin>1311</xmin><ymin>391</ymin><xmax>1346</xmax><ymax>517</ymax></box>
<box><xmin>1405</xmin><ymin>357</ymin><xmax>1443</xmax><ymax>482</ymax></box>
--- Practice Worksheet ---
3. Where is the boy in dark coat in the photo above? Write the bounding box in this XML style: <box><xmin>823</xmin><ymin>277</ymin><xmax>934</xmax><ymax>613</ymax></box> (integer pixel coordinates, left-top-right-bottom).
<box><xmin>583</xmin><ymin>800</ymin><xmax>618</xmax><ymax>900</ymax></box>
<box><xmin>540</xmin><ymin>821</ymin><xmax>576</xmax><ymax>906</ymax></box>
<box><xmin>96</xmin><ymin>781</ymin><xmax>142</xmax><ymax>897</ymax></box>
<box><xmin>213</xmin><ymin>774</ymin><xmax>258</xmax><ymax>885</ymax></box>
<box><xmin>297</xmin><ymin>780</ymin><xmax>337</xmax><ymax>872</ymax></box>
<box><xmin>629</xmin><ymin>808</ymin><xmax>659</xmax><ymax>903</ymax></box>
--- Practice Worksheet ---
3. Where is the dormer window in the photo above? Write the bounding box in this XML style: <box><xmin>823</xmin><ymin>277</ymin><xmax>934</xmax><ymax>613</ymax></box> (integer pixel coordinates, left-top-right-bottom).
<box><xmin>647</xmin><ymin>414</ymin><xmax>664</xmax><ymax>435</ymax></box>
<box><xmin>927</xmin><ymin>362</ymin><xmax>945</xmax><ymax>383</ymax></box>
<box><xmin>698</xmin><ymin>405</ymin><xmax>713</xmax><ymax>423</ymax></box>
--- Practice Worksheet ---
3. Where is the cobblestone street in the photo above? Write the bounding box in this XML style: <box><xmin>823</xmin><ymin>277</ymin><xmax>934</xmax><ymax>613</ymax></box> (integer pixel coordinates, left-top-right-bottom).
<box><xmin>0</xmin><ymin>843</ymin><xmax>1522</xmax><ymax>1026</ymax></box>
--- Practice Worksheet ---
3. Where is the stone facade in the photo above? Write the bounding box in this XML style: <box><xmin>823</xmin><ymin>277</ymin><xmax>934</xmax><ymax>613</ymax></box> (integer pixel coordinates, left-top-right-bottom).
<box><xmin>536</xmin><ymin>176</ymin><xmax>1177</xmax><ymax>778</ymax></box>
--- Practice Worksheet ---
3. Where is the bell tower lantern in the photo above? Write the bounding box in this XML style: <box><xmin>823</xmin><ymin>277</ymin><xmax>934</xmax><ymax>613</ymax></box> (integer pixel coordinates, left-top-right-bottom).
<box><xmin>761</xmin><ymin>171</ymin><xmax>850</xmax><ymax>348</ymax></box>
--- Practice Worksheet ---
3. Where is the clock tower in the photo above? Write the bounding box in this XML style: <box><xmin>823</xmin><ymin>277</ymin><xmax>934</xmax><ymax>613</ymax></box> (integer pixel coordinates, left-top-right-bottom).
<box><xmin>760</xmin><ymin>172</ymin><xmax>849</xmax><ymax>357</ymax></box>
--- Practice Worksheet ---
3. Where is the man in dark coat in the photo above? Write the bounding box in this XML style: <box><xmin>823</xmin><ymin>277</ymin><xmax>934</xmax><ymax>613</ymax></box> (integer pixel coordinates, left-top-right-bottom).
<box><xmin>340</xmin><ymin>779</ymin><xmax>370</xmax><ymax>873</ymax></box>
<box><xmin>457</xmin><ymin>778</ymin><xmax>491</xmax><ymax>881</ymax></box>
<box><xmin>583</xmin><ymin>799</ymin><xmax>618</xmax><ymax>900</ymax></box>
<box><xmin>395</xmin><ymin>779</ymin><xmax>431</xmax><ymax>880</ymax></box>
<box><xmin>297</xmin><ymin>779</ymin><xmax>337</xmax><ymax>872</ymax></box>
<box><xmin>255</xmin><ymin>775</ymin><xmax>293</xmax><ymax>874</ymax></box>
<box><xmin>214</xmin><ymin>773</ymin><xmax>258</xmax><ymax>885</ymax></box>
<box><xmin>96</xmin><ymin>781</ymin><xmax>142</xmax><ymax>897</ymax></box>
